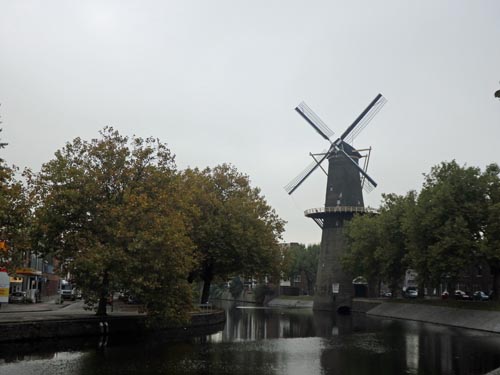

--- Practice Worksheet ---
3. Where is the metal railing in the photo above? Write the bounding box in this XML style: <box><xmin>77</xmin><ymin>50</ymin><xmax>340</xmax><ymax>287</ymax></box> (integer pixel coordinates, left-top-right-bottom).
<box><xmin>198</xmin><ymin>302</ymin><xmax>214</xmax><ymax>311</ymax></box>
<box><xmin>304</xmin><ymin>206</ymin><xmax>378</xmax><ymax>216</ymax></box>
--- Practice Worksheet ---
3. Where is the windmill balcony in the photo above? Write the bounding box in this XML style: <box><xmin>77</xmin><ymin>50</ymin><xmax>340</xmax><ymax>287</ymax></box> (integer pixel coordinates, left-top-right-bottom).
<box><xmin>304</xmin><ymin>206</ymin><xmax>378</xmax><ymax>218</ymax></box>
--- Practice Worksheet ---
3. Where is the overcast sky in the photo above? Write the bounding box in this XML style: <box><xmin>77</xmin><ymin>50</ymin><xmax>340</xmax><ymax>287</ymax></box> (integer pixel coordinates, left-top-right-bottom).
<box><xmin>1</xmin><ymin>1</ymin><xmax>499</xmax><ymax>245</ymax></box>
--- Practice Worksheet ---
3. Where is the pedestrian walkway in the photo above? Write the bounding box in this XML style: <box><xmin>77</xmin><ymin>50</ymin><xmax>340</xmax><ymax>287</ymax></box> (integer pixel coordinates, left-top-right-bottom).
<box><xmin>0</xmin><ymin>298</ymin><xmax>223</xmax><ymax>343</ymax></box>
<box><xmin>0</xmin><ymin>297</ymin><xmax>64</xmax><ymax>313</ymax></box>
<box><xmin>0</xmin><ymin>298</ymin><xmax>143</xmax><ymax>324</ymax></box>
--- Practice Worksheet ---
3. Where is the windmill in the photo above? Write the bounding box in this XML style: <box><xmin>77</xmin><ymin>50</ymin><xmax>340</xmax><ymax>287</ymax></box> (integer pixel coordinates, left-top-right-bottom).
<box><xmin>285</xmin><ymin>93</ymin><xmax>387</xmax><ymax>313</ymax></box>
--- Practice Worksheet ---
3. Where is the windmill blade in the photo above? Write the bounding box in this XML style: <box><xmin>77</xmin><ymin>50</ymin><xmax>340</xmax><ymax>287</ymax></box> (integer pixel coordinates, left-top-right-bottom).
<box><xmin>335</xmin><ymin>145</ymin><xmax>377</xmax><ymax>192</ymax></box>
<box><xmin>362</xmin><ymin>180</ymin><xmax>376</xmax><ymax>193</ymax></box>
<box><xmin>360</xmin><ymin>147</ymin><xmax>372</xmax><ymax>191</ymax></box>
<box><xmin>295</xmin><ymin>101</ymin><xmax>335</xmax><ymax>141</ymax></box>
<box><xmin>340</xmin><ymin>93</ymin><xmax>387</xmax><ymax>144</ymax></box>
<box><xmin>310</xmin><ymin>152</ymin><xmax>328</xmax><ymax>176</ymax></box>
<box><xmin>284</xmin><ymin>152</ymin><xmax>329</xmax><ymax>195</ymax></box>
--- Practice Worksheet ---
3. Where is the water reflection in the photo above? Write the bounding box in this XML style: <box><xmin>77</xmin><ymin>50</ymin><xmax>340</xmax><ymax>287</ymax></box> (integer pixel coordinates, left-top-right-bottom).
<box><xmin>1</xmin><ymin>305</ymin><xmax>500</xmax><ymax>375</ymax></box>
<box><xmin>216</xmin><ymin>306</ymin><xmax>320</xmax><ymax>341</ymax></box>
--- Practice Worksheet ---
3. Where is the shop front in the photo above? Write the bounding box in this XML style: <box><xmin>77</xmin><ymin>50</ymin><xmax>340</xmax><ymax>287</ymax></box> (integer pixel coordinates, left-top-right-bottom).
<box><xmin>16</xmin><ymin>268</ymin><xmax>43</xmax><ymax>303</ymax></box>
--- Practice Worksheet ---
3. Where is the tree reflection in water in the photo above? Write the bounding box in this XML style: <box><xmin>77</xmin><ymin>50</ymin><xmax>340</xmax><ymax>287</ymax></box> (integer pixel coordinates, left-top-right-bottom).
<box><xmin>1</xmin><ymin>305</ymin><xmax>500</xmax><ymax>375</ymax></box>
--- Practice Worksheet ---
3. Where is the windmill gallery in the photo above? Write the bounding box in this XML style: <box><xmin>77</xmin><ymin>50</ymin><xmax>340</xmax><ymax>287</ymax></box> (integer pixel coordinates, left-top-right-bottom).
<box><xmin>285</xmin><ymin>94</ymin><xmax>387</xmax><ymax>314</ymax></box>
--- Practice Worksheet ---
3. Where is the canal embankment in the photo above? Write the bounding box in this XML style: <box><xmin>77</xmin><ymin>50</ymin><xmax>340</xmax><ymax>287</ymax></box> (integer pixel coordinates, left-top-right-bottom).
<box><xmin>0</xmin><ymin>310</ymin><xmax>226</xmax><ymax>343</ymax></box>
<box><xmin>0</xmin><ymin>300</ymin><xmax>226</xmax><ymax>343</ymax></box>
<box><xmin>267</xmin><ymin>297</ymin><xmax>313</xmax><ymax>308</ymax></box>
<box><xmin>211</xmin><ymin>290</ymin><xmax>258</xmax><ymax>304</ymax></box>
<box><xmin>266</xmin><ymin>296</ymin><xmax>378</xmax><ymax>310</ymax></box>
<box><xmin>365</xmin><ymin>301</ymin><xmax>500</xmax><ymax>333</ymax></box>
<box><xmin>267</xmin><ymin>296</ymin><xmax>500</xmax><ymax>335</ymax></box>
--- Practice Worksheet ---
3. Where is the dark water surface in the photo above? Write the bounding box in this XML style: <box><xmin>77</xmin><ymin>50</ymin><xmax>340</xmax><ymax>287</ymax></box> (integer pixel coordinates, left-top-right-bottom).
<box><xmin>2</xmin><ymin>304</ymin><xmax>500</xmax><ymax>375</ymax></box>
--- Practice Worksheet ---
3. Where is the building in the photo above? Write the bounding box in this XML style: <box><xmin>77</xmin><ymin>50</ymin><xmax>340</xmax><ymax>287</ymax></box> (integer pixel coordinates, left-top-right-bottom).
<box><xmin>14</xmin><ymin>252</ymin><xmax>60</xmax><ymax>302</ymax></box>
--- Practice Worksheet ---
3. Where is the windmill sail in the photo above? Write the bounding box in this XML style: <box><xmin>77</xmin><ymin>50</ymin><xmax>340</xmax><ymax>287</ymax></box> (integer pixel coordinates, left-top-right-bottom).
<box><xmin>286</xmin><ymin>93</ymin><xmax>385</xmax><ymax>195</ymax></box>
<box><xmin>335</xmin><ymin>145</ymin><xmax>377</xmax><ymax>191</ymax></box>
<box><xmin>340</xmin><ymin>94</ymin><xmax>387</xmax><ymax>144</ymax></box>
<box><xmin>295</xmin><ymin>102</ymin><xmax>334</xmax><ymax>141</ymax></box>
<box><xmin>284</xmin><ymin>153</ymin><xmax>329</xmax><ymax>195</ymax></box>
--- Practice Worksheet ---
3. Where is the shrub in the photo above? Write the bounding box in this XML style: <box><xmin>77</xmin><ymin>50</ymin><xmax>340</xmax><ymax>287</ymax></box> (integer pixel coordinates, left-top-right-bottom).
<box><xmin>229</xmin><ymin>277</ymin><xmax>243</xmax><ymax>299</ymax></box>
<box><xmin>254</xmin><ymin>284</ymin><xmax>275</xmax><ymax>305</ymax></box>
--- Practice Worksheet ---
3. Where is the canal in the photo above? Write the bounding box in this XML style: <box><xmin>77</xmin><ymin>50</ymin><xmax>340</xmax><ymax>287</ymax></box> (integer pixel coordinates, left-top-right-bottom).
<box><xmin>1</xmin><ymin>304</ymin><xmax>500</xmax><ymax>374</ymax></box>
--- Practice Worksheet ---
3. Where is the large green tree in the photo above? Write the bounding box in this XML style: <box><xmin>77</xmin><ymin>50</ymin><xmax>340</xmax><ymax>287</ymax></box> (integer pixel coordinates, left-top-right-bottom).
<box><xmin>31</xmin><ymin>128</ymin><xmax>195</xmax><ymax>321</ymax></box>
<box><xmin>183</xmin><ymin>164</ymin><xmax>285</xmax><ymax>304</ymax></box>
<box><xmin>375</xmin><ymin>193</ymin><xmax>414</xmax><ymax>296</ymax></box>
<box><xmin>344</xmin><ymin>161</ymin><xmax>500</xmax><ymax>299</ymax></box>
<box><xmin>482</xmin><ymin>163</ymin><xmax>500</xmax><ymax>300</ymax></box>
<box><xmin>0</xmin><ymin>130</ymin><xmax>31</xmax><ymax>273</ymax></box>
<box><xmin>283</xmin><ymin>243</ymin><xmax>320</xmax><ymax>295</ymax></box>
<box><xmin>344</xmin><ymin>193</ymin><xmax>413</xmax><ymax>297</ymax></box>
<box><xmin>405</xmin><ymin>161</ymin><xmax>487</xmax><ymax>293</ymax></box>
<box><xmin>343</xmin><ymin>213</ymin><xmax>382</xmax><ymax>296</ymax></box>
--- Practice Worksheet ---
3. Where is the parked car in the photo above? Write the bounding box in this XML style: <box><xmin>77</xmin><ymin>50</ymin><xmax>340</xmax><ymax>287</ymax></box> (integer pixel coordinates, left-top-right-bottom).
<box><xmin>382</xmin><ymin>291</ymin><xmax>392</xmax><ymax>298</ymax></box>
<box><xmin>454</xmin><ymin>290</ymin><xmax>472</xmax><ymax>300</ymax></box>
<box><xmin>441</xmin><ymin>291</ymin><xmax>449</xmax><ymax>300</ymax></box>
<box><xmin>127</xmin><ymin>294</ymin><xmax>140</xmax><ymax>304</ymax></box>
<box><xmin>9</xmin><ymin>291</ymin><xmax>26</xmax><ymax>303</ymax></box>
<box><xmin>473</xmin><ymin>291</ymin><xmax>490</xmax><ymax>301</ymax></box>
<box><xmin>404</xmin><ymin>288</ymin><xmax>418</xmax><ymax>299</ymax></box>
<box><xmin>75</xmin><ymin>289</ymin><xmax>83</xmax><ymax>300</ymax></box>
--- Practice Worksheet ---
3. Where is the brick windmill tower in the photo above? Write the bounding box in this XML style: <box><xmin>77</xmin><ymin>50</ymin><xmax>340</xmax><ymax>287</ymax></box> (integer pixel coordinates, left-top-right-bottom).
<box><xmin>285</xmin><ymin>94</ymin><xmax>387</xmax><ymax>313</ymax></box>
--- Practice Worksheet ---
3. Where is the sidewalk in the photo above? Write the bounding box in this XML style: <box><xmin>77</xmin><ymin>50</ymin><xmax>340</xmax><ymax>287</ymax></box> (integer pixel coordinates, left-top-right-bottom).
<box><xmin>0</xmin><ymin>297</ymin><xmax>66</xmax><ymax>314</ymax></box>
<box><xmin>0</xmin><ymin>298</ymin><xmax>142</xmax><ymax>324</ymax></box>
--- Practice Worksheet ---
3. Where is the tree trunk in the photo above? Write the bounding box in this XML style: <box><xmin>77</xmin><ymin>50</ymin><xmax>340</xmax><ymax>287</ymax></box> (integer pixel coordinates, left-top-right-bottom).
<box><xmin>201</xmin><ymin>277</ymin><xmax>212</xmax><ymax>305</ymax></box>
<box><xmin>418</xmin><ymin>281</ymin><xmax>425</xmax><ymax>299</ymax></box>
<box><xmin>96</xmin><ymin>270</ymin><xmax>110</xmax><ymax>316</ymax></box>
<box><xmin>390</xmin><ymin>281</ymin><xmax>401</xmax><ymax>298</ymax></box>
<box><xmin>490</xmin><ymin>265</ymin><xmax>500</xmax><ymax>301</ymax></box>
<box><xmin>367</xmin><ymin>279</ymin><xmax>378</xmax><ymax>298</ymax></box>
<box><xmin>200</xmin><ymin>264</ymin><xmax>214</xmax><ymax>305</ymax></box>
<box><xmin>306</xmin><ymin>276</ymin><xmax>314</xmax><ymax>296</ymax></box>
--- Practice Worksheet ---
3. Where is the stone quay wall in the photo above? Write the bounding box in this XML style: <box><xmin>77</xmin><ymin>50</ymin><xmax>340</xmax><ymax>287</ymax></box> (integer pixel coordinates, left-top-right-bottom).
<box><xmin>366</xmin><ymin>302</ymin><xmax>500</xmax><ymax>333</ymax></box>
<box><xmin>0</xmin><ymin>310</ymin><xmax>226</xmax><ymax>343</ymax></box>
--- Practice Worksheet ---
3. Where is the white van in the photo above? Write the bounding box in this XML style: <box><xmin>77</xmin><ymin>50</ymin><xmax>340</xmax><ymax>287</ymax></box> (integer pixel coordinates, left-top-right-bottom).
<box><xmin>59</xmin><ymin>280</ymin><xmax>76</xmax><ymax>301</ymax></box>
